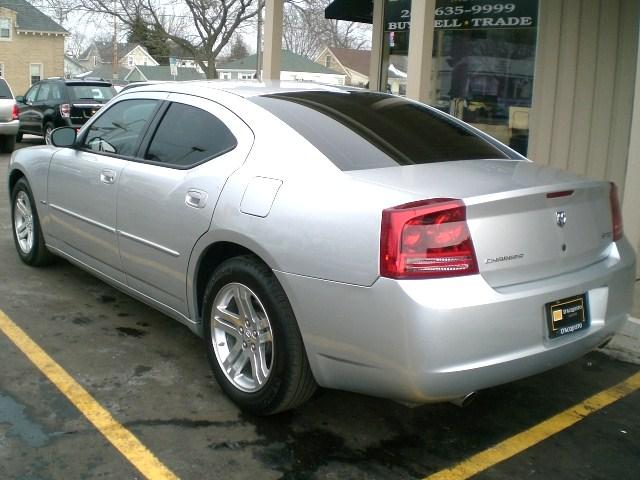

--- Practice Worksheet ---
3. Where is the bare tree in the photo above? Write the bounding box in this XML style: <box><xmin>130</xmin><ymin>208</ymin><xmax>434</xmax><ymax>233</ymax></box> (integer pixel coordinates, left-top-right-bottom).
<box><xmin>39</xmin><ymin>0</ymin><xmax>103</xmax><ymax>58</ymax></box>
<box><xmin>283</xmin><ymin>0</ymin><xmax>370</xmax><ymax>59</ymax></box>
<box><xmin>41</xmin><ymin>0</ymin><xmax>82</xmax><ymax>26</ymax></box>
<box><xmin>79</xmin><ymin>0</ymin><xmax>259</xmax><ymax>78</ymax></box>
<box><xmin>65</xmin><ymin>30</ymin><xmax>92</xmax><ymax>58</ymax></box>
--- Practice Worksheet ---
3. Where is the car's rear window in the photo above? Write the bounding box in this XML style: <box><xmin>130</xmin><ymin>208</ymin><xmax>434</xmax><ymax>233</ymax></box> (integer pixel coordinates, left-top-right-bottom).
<box><xmin>68</xmin><ymin>84</ymin><xmax>115</xmax><ymax>103</ymax></box>
<box><xmin>0</xmin><ymin>79</ymin><xmax>12</xmax><ymax>99</ymax></box>
<box><xmin>250</xmin><ymin>91</ymin><xmax>513</xmax><ymax>171</ymax></box>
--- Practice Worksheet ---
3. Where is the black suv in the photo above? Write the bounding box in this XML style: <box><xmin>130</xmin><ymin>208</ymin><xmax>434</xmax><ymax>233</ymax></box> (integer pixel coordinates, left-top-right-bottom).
<box><xmin>16</xmin><ymin>78</ymin><xmax>116</xmax><ymax>144</ymax></box>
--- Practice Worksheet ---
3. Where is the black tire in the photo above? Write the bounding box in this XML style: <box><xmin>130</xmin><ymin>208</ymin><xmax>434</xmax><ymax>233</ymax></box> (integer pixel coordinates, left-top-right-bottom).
<box><xmin>203</xmin><ymin>255</ymin><xmax>316</xmax><ymax>415</ymax></box>
<box><xmin>11</xmin><ymin>178</ymin><xmax>55</xmax><ymax>266</ymax></box>
<box><xmin>0</xmin><ymin>134</ymin><xmax>15</xmax><ymax>153</ymax></box>
<box><xmin>44</xmin><ymin>122</ymin><xmax>55</xmax><ymax>145</ymax></box>
<box><xmin>15</xmin><ymin>132</ymin><xmax>23</xmax><ymax>143</ymax></box>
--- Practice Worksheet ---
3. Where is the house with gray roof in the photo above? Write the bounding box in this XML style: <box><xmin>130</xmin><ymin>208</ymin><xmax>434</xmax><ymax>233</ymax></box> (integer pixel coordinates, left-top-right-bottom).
<box><xmin>315</xmin><ymin>46</ymin><xmax>408</xmax><ymax>94</ymax></box>
<box><xmin>0</xmin><ymin>0</ymin><xmax>67</xmax><ymax>94</ymax></box>
<box><xmin>76</xmin><ymin>41</ymin><xmax>159</xmax><ymax>81</ymax></box>
<box><xmin>218</xmin><ymin>50</ymin><xmax>345</xmax><ymax>85</ymax></box>
<box><xmin>125</xmin><ymin>65</ymin><xmax>205</xmax><ymax>82</ymax></box>
<box><xmin>64</xmin><ymin>55</ymin><xmax>89</xmax><ymax>78</ymax></box>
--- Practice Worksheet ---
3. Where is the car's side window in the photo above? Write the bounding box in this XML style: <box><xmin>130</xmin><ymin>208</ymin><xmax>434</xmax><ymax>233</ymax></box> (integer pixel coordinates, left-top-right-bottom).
<box><xmin>25</xmin><ymin>85</ymin><xmax>38</xmax><ymax>103</ymax></box>
<box><xmin>82</xmin><ymin>99</ymin><xmax>159</xmax><ymax>157</ymax></box>
<box><xmin>50</xmin><ymin>83</ymin><xmax>64</xmax><ymax>101</ymax></box>
<box><xmin>144</xmin><ymin>102</ymin><xmax>237</xmax><ymax>167</ymax></box>
<box><xmin>35</xmin><ymin>83</ymin><xmax>50</xmax><ymax>102</ymax></box>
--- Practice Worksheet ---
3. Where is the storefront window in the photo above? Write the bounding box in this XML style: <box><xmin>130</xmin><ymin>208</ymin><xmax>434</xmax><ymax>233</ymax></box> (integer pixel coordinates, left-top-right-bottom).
<box><xmin>381</xmin><ymin>29</ymin><xmax>409</xmax><ymax>95</ymax></box>
<box><xmin>380</xmin><ymin>0</ymin><xmax>538</xmax><ymax>155</ymax></box>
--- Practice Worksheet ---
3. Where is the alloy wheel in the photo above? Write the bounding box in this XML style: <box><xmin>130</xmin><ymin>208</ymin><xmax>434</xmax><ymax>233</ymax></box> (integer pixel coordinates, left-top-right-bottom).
<box><xmin>211</xmin><ymin>282</ymin><xmax>274</xmax><ymax>392</ymax></box>
<box><xmin>45</xmin><ymin>126</ymin><xmax>53</xmax><ymax>145</ymax></box>
<box><xmin>14</xmin><ymin>191</ymin><xmax>34</xmax><ymax>254</ymax></box>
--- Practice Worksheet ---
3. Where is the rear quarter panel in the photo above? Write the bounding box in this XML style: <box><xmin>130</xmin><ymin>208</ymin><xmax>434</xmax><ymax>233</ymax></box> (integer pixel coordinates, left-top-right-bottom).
<box><xmin>200</xmin><ymin>100</ymin><xmax>415</xmax><ymax>288</ymax></box>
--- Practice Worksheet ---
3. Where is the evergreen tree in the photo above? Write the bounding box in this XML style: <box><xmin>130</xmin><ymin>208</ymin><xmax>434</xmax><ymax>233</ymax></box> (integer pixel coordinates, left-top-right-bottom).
<box><xmin>127</xmin><ymin>15</ymin><xmax>170</xmax><ymax>65</ymax></box>
<box><xmin>228</xmin><ymin>35</ymin><xmax>250</xmax><ymax>62</ymax></box>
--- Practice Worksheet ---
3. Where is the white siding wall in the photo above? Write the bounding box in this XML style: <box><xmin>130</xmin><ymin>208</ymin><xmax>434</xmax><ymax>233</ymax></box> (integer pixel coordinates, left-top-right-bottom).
<box><xmin>530</xmin><ymin>0</ymin><xmax>638</xmax><ymax>186</ymax></box>
<box><xmin>529</xmin><ymin>0</ymin><xmax>639</xmax><ymax>269</ymax></box>
<box><xmin>623</xmin><ymin>22</ymin><xmax>640</xmax><ymax>275</ymax></box>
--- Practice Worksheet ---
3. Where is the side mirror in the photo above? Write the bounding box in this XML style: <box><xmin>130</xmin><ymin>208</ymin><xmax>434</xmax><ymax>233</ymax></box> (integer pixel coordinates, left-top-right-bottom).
<box><xmin>15</xmin><ymin>95</ymin><xmax>24</xmax><ymax>103</ymax></box>
<box><xmin>50</xmin><ymin>127</ymin><xmax>77</xmax><ymax>148</ymax></box>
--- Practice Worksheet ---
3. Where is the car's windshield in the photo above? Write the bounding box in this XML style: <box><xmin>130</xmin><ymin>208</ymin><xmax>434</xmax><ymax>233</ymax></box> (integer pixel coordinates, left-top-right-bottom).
<box><xmin>251</xmin><ymin>91</ymin><xmax>514</xmax><ymax>171</ymax></box>
<box><xmin>68</xmin><ymin>85</ymin><xmax>115</xmax><ymax>103</ymax></box>
<box><xmin>0</xmin><ymin>80</ymin><xmax>12</xmax><ymax>99</ymax></box>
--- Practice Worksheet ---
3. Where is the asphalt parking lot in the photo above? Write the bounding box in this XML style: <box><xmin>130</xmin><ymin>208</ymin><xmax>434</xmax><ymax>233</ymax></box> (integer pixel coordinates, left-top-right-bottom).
<box><xmin>1</xmin><ymin>138</ymin><xmax>639</xmax><ymax>479</ymax></box>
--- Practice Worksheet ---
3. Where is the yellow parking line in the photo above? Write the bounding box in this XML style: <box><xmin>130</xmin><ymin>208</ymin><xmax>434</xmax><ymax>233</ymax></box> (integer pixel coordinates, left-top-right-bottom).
<box><xmin>424</xmin><ymin>370</ymin><xmax>640</xmax><ymax>480</ymax></box>
<box><xmin>0</xmin><ymin>309</ymin><xmax>179</xmax><ymax>480</ymax></box>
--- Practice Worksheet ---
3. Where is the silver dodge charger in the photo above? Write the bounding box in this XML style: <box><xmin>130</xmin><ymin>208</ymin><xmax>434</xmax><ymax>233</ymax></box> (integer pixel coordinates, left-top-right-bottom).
<box><xmin>8</xmin><ymin>82</ymin><xmax>636</xmax><ymax>414</ymax></box>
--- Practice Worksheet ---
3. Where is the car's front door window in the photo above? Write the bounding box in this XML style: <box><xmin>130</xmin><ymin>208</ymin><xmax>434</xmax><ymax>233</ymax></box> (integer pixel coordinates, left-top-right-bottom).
<box><xmin>35</xmin><ymin>83</ymin><xmax>50</xmax><ymax>102</ymax></box>
<box><xmin>82</xmin><ymin>99</ymin><xmax>159</xmax><ymax>157</ymax></box>
<box><xmin>24</xmin><ymin>85</ymin><xmax>38</xmax><ymax>103</ymax></box>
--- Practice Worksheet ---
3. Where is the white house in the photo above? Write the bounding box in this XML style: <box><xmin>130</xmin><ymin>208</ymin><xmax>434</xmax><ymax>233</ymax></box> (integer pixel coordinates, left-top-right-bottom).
<box><xmin>218</xmin><ymin>50</ymin><xmax>345</xmax><ymax>85</ymax></box>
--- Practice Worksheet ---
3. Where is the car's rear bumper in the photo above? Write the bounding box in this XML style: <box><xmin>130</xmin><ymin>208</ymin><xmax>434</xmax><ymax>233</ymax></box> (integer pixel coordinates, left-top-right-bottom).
<box><xmin>276</xmin><ymin>239</ymin><xmax>636</xmax><ymax>404</ymax></box>
<box><xmin>0</xmin><ymin>120</ymin><xmax>19</xmax><ymax>136</ymax></box>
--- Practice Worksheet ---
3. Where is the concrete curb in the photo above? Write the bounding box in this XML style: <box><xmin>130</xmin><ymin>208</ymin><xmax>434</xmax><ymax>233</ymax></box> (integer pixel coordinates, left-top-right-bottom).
<box><xmin>602</xmin><ymin>316</ymin><xmax>640</xmax><ymax>365</ymax></box>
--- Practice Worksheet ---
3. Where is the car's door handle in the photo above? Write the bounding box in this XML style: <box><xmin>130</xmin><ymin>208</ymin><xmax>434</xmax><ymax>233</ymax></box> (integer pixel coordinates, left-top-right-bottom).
<box><xmin>185</xmin><ymin>189</ymin><xmax>208</xmax><ymax>209</ymax></box>
<box><xmin>100</xmin><ymin>169</ymin><xmax>116</xmax><ymax>185</ymax></box>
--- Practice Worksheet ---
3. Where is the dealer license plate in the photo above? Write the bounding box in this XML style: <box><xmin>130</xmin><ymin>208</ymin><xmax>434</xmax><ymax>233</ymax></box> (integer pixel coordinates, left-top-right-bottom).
<box><xmin>546</xmin><ymin>294</ymin><xmax>589</xmax><ymax>339</ymax></box>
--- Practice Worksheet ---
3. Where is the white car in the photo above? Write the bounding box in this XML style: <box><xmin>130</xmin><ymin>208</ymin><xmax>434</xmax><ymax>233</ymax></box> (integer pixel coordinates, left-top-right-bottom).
<box><xmin>8</xmin><ymin>81</ymin><xmax>636</xmax><ymax>414</ymax></box>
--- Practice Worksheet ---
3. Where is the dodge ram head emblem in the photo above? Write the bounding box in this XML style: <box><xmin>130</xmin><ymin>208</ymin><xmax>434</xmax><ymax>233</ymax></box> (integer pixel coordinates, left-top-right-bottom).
<box><xmin>556</xmin><ymin>211</ymin><xmax>567</xmax><ymax>227</ymax></box>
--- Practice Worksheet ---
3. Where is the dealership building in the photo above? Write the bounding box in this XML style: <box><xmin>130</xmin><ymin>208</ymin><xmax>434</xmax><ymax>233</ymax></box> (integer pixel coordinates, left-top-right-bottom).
<box><xmin>259</xmin><ymin>0</ymin><xmax>640</xmax><ymax>274</ymax></box>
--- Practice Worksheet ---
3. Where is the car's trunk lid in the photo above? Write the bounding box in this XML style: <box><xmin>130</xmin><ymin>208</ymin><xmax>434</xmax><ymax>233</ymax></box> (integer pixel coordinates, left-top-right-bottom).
<box><xmin>348</xmin><ymin>160</ymin><xmax>614</xmax><ymax>287</ymax></box>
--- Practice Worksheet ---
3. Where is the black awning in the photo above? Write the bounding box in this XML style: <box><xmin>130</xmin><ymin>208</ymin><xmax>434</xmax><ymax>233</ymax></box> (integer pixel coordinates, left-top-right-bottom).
<box><xmin>325</xmin><ymin>0</ymin><xmax>374</xmax><ymax>24</ymax></box>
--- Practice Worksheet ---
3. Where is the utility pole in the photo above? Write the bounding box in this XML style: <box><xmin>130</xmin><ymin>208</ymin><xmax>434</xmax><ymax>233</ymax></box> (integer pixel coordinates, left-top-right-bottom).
<box><xmin>256</xmin><ymin>1</ymin><xmax>263</xmax><ymax>81</ymax></box>
<box><xmin>112</xmin><ymin>0</ymin><xmax>118</xmax><ymax>80</ymax></box>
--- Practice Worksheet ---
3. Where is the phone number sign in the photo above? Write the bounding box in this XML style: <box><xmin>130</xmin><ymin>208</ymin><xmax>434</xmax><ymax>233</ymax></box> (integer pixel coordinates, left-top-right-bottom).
<box><xmin>384</xmin><ymin>0</ymin><xmax>538</xmax><ymax>32</ymax></box>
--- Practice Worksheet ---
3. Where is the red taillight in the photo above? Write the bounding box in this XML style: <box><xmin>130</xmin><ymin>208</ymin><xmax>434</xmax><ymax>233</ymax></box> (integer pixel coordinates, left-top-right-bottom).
<box><xmin>610</xmin><ymin>182</ymin><xmax>623</xmax><ymax>241</ymax></box>
<box><xmin>380</xmin><ymin>198</ymin><xmax>479</xmax><ymax>279</ymax></box>
<box><xmin>60</xmin><ymin>103</ymin><xmax>70</xmax><ymax>118</ymax></box>
<box><xmin>12</xmin><ymin>104</ymin><xmax>18</xmax><ymax>120</ymax></box>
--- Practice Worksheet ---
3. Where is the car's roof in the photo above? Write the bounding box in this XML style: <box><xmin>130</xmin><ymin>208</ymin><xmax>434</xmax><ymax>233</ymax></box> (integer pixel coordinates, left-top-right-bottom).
<box><xmin>124</xmin><ymin>80</ymin><xmax>360</xmax><ymax>98</ymax></box>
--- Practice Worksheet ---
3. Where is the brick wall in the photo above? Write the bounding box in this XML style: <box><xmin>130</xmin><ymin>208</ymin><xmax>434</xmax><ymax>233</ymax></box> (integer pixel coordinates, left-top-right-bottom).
<box><xmin>0</xmin><ymin>8</ymin><xmax>65</xmax><ymax>96</ymax></box>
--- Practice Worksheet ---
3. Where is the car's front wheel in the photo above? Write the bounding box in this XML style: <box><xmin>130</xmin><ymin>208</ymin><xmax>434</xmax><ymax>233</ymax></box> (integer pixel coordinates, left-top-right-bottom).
<box><xmin>11</xmin><ymin>178</ymin><xmax>54</xmax><ymax>266</ymax></box>
<box><xmin>203</xmin><ymin>255</ymin><xmax>316</xmax><ymax>415</ymax></box>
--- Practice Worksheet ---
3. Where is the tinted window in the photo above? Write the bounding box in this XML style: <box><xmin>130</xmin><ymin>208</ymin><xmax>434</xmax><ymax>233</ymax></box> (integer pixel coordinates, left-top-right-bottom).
<box><xmin>35</xmin><ymin>83</ymin><xmax>50</xmax><ymax>102</ymax></box>
<box><xmin>250</xmin><ymin>91</ymin><xmax>513</xmax><ymax>171</ymax></box>
<box><xmin>144</xmin><ymin>103</ymin><xmax>237</xmax><ymax>167</ymax></box>
<box><xmin>25</xmin><ymin>85</ymin><xmax>38</xmax><ymax>103</ymax></box>
<box><xmin>69</xmin><ymin>84</ymin><xmax>115</xmax><ymax>103</ymax></box>
<box><xmin>51</xmin><ymin>83</ymin><xmax>64</xmax><ymax>100</ymax></box>
<box><xmin>0</xmin><ymin>79</ymin><xmax>11</xmax><ymax>99</ymax></box>
<box><xmin>83</xmin><ymin>99</ymin><xmax>158</xmax><ymax>157</ymax></box>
